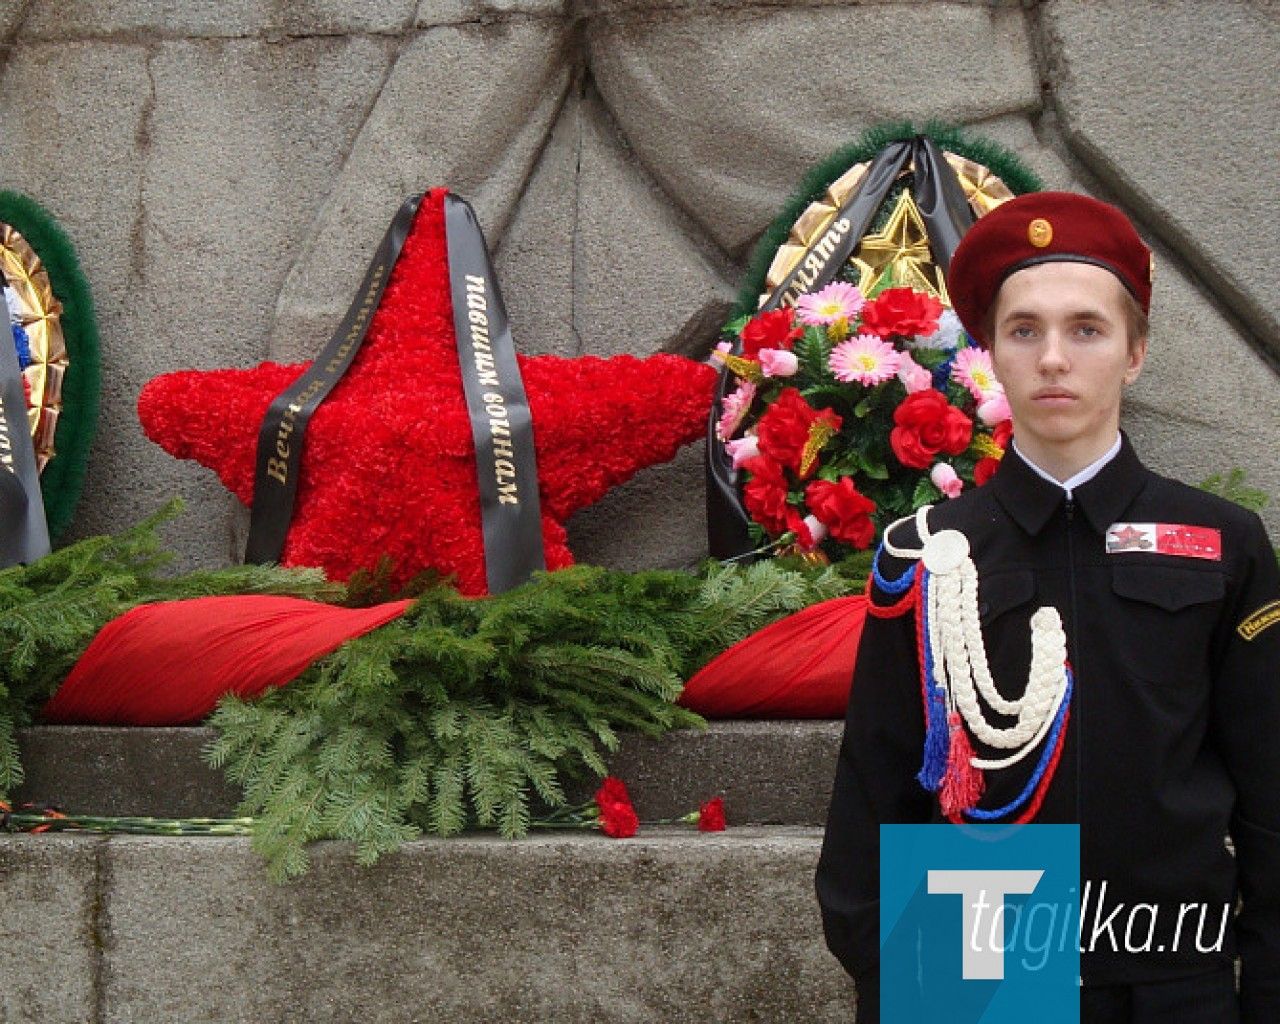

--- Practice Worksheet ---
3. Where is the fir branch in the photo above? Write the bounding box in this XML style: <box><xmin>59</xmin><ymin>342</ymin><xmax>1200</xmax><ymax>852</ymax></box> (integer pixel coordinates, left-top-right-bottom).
<box><xmin>1199</xmin><ymin>468</ymin><xmax>1270</xmax><ymax>513</ymax></box>
<box><xmin>794</xmin><ymin>328</ymin><xmax>835</xmax><ymax>383</ymax></box>
<box><xmin>0</xmin><ymin>505</ymin><xmax>866</xmax><ymax>879</ymax></box>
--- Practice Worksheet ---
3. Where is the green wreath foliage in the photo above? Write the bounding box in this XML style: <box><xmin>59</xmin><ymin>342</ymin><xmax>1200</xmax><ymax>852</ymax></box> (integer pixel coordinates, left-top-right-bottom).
<box><xmin>0</xmin><ymin>502</ymin><xmax>337</xmax><ymax>795</ymax></box>
<box><xmin>0</xmin><ymin>191</ymin><xmax>102</xmax><ymax>540</ymax></box>
<box><xmin>0</xmin><ymin>504</ymin><xmax>862</xmax><ymax>880</ymax></box>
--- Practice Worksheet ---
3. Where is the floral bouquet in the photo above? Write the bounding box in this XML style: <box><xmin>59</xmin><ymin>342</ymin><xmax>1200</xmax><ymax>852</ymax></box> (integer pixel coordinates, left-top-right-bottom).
<box><xmin>713</xmin><ymin>281</ymin><xmax>1013</xmax><ymax>560</ymax></box>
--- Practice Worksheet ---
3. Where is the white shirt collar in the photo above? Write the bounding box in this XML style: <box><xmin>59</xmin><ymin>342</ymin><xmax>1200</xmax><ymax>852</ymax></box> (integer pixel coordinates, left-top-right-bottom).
<box><xmin>1012</xmin><ymin>433</ymin><xmax>1122</xmax><ymax>500</ymax></box>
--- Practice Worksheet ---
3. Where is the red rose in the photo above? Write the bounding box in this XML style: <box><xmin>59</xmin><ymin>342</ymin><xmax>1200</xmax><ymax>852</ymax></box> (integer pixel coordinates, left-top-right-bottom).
<box><xmin>974</xmin><ymin>456</ymin><xmax>1001</xmax><ymax>486</ymax></box>
<box><xmin>755</xmin><ymin>387</ymin><xmax>841</xmax><ymax>477</ymax></box>
<box><xmin>859</xmin><ymin>287</ymin><xmax>944</xmax><ymax>340</ymax></box>
<box><xmin>594</xmin><ymin>776</ymin><xmax>638</xmax><ymax>838</ymax></box>
<box><xmin>889</xmin><ymin>390</ymin><xmax>973</xmax><ymax>470</ymax></box>
<box><xmin>741</xmin><ymin>455</ymin><xmax>796</xmax><ymax>538</ymax></box>
<box><xmin>805</xmin><ymin>477</ymin><xmax>877</xmax><ymax>549</ymax></box>
<box><xmin>992</xmin><ymin>419</ymin><xmax>1013</xmax><ymax>450</ymax></box>
<box><xmin>697</xmin><ymin>797</ymin><xmax>727</xmax><ymax>833</ymax></box>
<box><xmin>740</xmin><ymin>309</ymin><xmax>802</xmax><ymax>359</ymax></box>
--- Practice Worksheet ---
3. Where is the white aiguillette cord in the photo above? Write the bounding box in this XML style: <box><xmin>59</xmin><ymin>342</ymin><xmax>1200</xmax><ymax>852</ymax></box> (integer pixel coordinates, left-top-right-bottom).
<box><xmin>883</xmin><ymin>506</ymin><xmax>1070</xmax><ymax>771</ymax></box>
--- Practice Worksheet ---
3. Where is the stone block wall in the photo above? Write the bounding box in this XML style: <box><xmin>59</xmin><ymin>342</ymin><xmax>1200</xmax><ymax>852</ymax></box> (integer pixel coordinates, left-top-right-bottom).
<box><xmin>1</xmin><ymin>0</ymin><xmax>1276</xmax><ymax>568</ymax></box>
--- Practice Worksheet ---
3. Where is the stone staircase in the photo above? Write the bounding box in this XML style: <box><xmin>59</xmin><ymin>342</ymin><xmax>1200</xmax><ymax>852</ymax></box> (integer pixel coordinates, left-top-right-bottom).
<box><xmin>3</xmin><ymin>723</ymin><xmax>860</xmax><ymax>1024</ymax></box>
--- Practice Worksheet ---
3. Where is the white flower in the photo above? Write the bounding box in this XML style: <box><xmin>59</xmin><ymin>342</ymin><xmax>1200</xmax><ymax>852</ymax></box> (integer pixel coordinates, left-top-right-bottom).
<box><xmin>913</xmin><ymin>309</ymin><xmax>965</xmax><ymax>350</ymax></box>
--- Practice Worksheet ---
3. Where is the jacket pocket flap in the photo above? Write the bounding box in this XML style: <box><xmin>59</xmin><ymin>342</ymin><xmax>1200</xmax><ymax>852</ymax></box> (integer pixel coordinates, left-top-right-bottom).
<box><xmin>977</xmin><ymin>570</ymin><xmax>1036</xmax><ymax>622</ymax></box>
<box><xmin>1111</xmin><ymin>564</ymin><xmax>1225</xmax><ymax>612</ymax></box>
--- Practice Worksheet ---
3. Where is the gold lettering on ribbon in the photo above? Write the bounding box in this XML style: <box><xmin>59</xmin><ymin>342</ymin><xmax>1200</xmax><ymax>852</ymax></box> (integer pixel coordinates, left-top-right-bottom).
<box><xmin>467</xmin><ymin>275</ymin><xmax>521</xmax><ymax>506</ymax></box>
<box><xmin>265</xmin><ymin>380</ymin><xmax>325</xmax><ymax>486</ymax></box>
<box><xmin>265</xmin><ymin>263</ymin><xmax>387</xmax><ymax>489</ymax></box>
<box><xmin>779</xmin><ymin>217</ymin><xmax>851</xmax><ymax>309</ymax></box>
<box><xmin>323</xmin><ymin>263</ymin><xmax>387</xmax><ymax>375</ymax></box>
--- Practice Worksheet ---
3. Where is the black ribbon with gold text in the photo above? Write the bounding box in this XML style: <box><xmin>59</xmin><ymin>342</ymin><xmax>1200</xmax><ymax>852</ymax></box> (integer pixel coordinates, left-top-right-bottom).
<box><xmin>246</xmin><ymin>192</ymin><xmax>545</xmax><ymax>594</ymax></box>
<box><xmin>245</xmin><ymin>195</ymin><xmax>422</xmax><ymax>565</ymax></box>
<box><xmin>442</xmin><ymin>193</ymin><xmax>545</xmax><ymax>593</ymax></box>
<box><xmin>0</xmin><ymin>280</ymin><xmax>51</xmax><ymax>567</ymax></box>
<box><xmin>706</xmin><ymin>135</ymin><xmax>977</xmax><ymax>560</ymax></box>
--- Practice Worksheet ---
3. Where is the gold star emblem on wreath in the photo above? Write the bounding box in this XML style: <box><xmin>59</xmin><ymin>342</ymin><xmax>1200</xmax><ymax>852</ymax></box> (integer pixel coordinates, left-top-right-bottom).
<box><xmin>848</xmin><ymin>189</ymin><xmax>949</xmax><ymax>304</ymax></box>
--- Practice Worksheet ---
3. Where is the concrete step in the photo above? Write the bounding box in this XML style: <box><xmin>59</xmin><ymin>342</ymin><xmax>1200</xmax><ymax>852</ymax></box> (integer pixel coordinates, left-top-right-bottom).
<box><xmin>2</xmin><ymin>828</ymin><xmax>858</xmax><ymax>1023</ymax></box>
<box><xmin>15</xmin><ymin>721</ymin><xmax>845</xmax><ymax>825</ymax></box>
<box><xmin>7</xmin><ymin>723</ymin><xmax>859</xmax><ymax>1023</ymax></box>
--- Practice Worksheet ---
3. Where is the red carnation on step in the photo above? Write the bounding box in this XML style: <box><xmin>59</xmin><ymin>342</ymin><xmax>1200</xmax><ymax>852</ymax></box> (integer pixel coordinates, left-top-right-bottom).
<box><xmin>696</xmin><ymin>797</ymin><xmax>727</xmax><ymax>833</ymax></box>
<box><xmin>593</xmin><ymin>776</ymin><xmax>639</xmax><ymax>839</ymax></box>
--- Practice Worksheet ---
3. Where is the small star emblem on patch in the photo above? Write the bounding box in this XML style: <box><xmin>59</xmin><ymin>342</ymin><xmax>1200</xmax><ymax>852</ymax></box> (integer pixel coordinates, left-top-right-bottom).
<box><xmin>1107</xmin><ymin>524</ymin><xmax>1152</xmax><ymax>551</ymax></box>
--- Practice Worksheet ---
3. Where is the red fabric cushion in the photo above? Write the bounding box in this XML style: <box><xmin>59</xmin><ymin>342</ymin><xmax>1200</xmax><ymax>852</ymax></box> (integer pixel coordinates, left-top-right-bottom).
<box><xmin>42</xmin><ymin>596</ymin><xmax>413</xmax><ymax>726</ymax></box>
<box><xmin>678</xmin><ymin>595</ymin><xmax>866</xmax><ymax>718</ymax></box>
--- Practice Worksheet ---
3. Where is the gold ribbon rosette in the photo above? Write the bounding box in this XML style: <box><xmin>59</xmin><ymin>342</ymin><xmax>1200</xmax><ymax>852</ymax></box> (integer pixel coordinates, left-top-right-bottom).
<box><xmin>2</xmin><ymin>221</ymin><xmax>68</xmax><ymax>471</ymax></box>
<box><xmin>762</xmin><ymin>151</ymin><xmax>1018</xmax><ymax>311</ymax></box>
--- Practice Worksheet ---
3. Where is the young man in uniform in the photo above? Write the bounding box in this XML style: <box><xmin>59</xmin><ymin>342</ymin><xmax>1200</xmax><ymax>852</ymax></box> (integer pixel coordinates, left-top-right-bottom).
<box><xmin>815</xmin><ymin>191</ymin><xmax>1280</xmax><ymax>1023</ymax></box>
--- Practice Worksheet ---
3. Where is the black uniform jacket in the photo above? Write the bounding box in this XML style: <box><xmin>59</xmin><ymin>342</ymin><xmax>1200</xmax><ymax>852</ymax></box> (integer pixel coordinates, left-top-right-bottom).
<box><xmin>815</xmin><ymin>434</ymin><xmax>1280</xmax><ymax>1022</ymax></box>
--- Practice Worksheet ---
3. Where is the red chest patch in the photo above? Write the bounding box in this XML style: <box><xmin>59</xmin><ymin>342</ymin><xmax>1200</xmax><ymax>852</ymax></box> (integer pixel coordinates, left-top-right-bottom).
<box><xmin>1105</xmin><ymin>522</ymin><xmax>1222</xmax><ymax>561</ymax></box>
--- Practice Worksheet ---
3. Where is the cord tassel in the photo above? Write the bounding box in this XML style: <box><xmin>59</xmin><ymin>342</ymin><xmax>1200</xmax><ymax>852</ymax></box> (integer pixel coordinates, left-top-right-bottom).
<box><xmin>939</xmin><ymin>712</ymin><xmax>985</xmax><ymax>817</ymax></box>
<box><xmin>917</xmin><ymin>685</ymin><xmax>950</xmax><ymax>792</ymax></box>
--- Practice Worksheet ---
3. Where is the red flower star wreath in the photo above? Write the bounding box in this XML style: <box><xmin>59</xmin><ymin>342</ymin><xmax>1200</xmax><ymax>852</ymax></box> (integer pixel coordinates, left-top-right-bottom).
<box><xmin>139</xmin><ymin>189</ymin><xmax>717</xmax><ymax>595</ymax></box>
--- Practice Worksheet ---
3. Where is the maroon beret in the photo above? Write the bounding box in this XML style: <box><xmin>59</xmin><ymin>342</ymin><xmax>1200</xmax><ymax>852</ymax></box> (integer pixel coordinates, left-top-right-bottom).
<box><xmin>947</xmin><ymin>191</ymin><xmax>1153</xmax><ymax>345</ymax></box>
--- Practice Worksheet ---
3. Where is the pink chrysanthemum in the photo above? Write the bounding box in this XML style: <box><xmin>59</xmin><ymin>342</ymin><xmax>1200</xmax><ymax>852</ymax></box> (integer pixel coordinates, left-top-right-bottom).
<box><xmin>795</xmin><ymin>281</ymin><xmax>865</xmax><ymax>326</ymax></box>
<box><xmin>829</xmin><ymin>333</ymin><xmax>901</xmax><ymax>386</ymax></box>
<box><xmin>716</xmin><ymin>381</ymin><xmax>757</xmax><ymax>441</ymax></box>
<box><xmin>951</xmin><ymin>347</ymin><xmax>1000</xmax><ymax>401</ymax></box>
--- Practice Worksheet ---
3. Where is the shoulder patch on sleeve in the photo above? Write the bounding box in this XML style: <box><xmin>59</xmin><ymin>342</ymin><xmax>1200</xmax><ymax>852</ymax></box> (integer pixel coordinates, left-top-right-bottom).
<box><xmin>1238</xmin><ymin>599</ymin><xmax>1280</xmax><ymax>641</ymax></box>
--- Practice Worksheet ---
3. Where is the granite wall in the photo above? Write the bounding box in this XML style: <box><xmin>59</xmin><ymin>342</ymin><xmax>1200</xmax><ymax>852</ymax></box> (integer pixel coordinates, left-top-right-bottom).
<box><xmin>1</xmin><ymin>0</ymin><xmax>1276</xmax><ymax>568</ymax></box>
